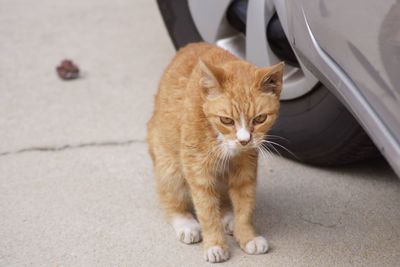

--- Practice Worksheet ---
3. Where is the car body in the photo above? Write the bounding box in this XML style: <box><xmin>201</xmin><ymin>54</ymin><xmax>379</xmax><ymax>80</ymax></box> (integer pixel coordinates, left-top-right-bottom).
<box><xmin>284</xmin><ymin>0</ymin><xmax>400</xmax><ymax>176</ymax></box>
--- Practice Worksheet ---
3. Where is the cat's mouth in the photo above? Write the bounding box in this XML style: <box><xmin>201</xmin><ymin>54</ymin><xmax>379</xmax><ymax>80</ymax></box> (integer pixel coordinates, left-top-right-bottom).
<box><xmin>222</xmin><ymin>139</ymin><xmax>258</xmax><ymax>156</ymax></box>
<box><xmin>216</xmin><ymin>133</ymin><xmax>265</xmax><ymax>158</ymax></box>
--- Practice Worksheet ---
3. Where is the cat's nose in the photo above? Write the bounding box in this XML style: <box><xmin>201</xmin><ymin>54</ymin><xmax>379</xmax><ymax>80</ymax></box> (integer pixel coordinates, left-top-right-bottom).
<box><xmin>237</xmin><ymin>128</ymin><xmax>251</xmax><ymax>146</ymax></box>
<box><xmin>239</xmin><ymin>139</ymin><xmax>250</xmax><ymax>146</ymax></box>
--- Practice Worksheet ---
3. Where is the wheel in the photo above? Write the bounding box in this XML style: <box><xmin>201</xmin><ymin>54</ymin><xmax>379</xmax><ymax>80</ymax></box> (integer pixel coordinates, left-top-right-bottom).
<box><xmin>156</xmin><ymin>0</ymin><xmax>380</xmax><ymax>165</ymax></box>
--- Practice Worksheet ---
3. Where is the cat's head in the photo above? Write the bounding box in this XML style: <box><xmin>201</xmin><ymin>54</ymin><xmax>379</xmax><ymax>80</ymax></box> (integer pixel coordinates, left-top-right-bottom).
<box><xmin>198</xmin><ymin>59</ymin><xmax>284</xmax><ymax>156</ymax></box>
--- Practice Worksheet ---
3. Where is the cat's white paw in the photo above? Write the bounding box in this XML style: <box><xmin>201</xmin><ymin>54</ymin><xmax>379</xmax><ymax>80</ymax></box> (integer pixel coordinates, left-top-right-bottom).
<box><xmin>171</xmin><ymin>216</ymin><xmax>201</xmax><ymax>244</ymax></box>
<box><xmin>222</xmin><ymin>211</ymin><xmax>234</xmax><ymax>235</ymax></box>
<box><xmin>244</xmin><ymin>236</ymin><xmax>269</xmax><ymax>254</ymax></box>
<box><xmin>204</xmin><ymin>246</ymin><xmax>230</xmax><ymax>263</ymax></box>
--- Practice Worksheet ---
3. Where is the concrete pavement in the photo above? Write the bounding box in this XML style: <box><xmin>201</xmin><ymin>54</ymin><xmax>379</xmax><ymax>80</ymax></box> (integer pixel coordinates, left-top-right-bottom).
<box><xmin>1</xmin><ymin>0</ymin><xmax>399</xmax><ymax>266</ymax></box>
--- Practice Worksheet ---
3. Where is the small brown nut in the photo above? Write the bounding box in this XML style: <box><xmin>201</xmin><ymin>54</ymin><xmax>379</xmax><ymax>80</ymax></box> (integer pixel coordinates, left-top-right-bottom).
<box><xmin>56</xmin><ymin>59</ymin><xmax>80</xmax><ymax>80</ymax></box>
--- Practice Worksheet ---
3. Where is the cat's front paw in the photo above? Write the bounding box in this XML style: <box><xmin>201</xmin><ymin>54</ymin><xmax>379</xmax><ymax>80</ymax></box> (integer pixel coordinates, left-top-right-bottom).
<box><xmin>244</xmin><ymin>236</ymin><xmax>269</xmax><ymax>255</ymax></box>
<box><xmin>204</xmin><ymin>246</ymin><xmax>230</xmax><ymax>263</ymax></box>
<box><xmin>171</xmin><ymin>216</ymin><xmax>202</xmax><ymax>244</ymax></box>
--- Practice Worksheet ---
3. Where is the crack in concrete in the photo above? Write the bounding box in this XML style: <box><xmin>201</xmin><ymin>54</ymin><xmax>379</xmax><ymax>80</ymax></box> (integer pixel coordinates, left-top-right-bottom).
<box><xmin>300</xmin><ymin>216</ymin><xmax>340</xmax><ymax>229</ymax></box>
<box><xmin>0</xmin><ymin>139</ymin><xmax>144</xmax><ymax>157</ymax></box>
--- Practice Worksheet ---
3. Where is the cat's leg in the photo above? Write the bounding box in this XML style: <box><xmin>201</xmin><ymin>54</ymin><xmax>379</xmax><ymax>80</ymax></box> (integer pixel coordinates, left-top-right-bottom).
<box><xmin>229</xmin><ymin>160</ymin><xmax>269</xmax><ymax>255</ymax></box>
<box><xmin>221</xmin><ymin>210</ymin><xmax>234</xmax><ymax>235</ymax></box>
<box><xmin>154</xmin><ymin>157</ymin><xmax>201</xmax><ymax>244</ymax></box>
<box><xmin>220</xmin><ymin>191</ymin><xmax>234</xmax><ymax>235</ymax></box>
<box><xmin>186</xmin><ymin>174</ymin><xmax>230</xmax><ymax>263</ymax></box>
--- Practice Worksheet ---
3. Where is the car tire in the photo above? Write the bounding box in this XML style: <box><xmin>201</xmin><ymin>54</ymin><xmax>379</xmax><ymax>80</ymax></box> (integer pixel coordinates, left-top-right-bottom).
<box><xmin>157</xmin><ymin>0</ymin><xmax>380</xmax><ymax>165</ymax></box>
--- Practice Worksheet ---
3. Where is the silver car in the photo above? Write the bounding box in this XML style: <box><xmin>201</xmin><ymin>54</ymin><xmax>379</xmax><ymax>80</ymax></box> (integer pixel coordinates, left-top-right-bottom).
<box><xmin>157</xmin><ymin>0</ymin><xmax>400</xmax><ymax>177</ymax></box>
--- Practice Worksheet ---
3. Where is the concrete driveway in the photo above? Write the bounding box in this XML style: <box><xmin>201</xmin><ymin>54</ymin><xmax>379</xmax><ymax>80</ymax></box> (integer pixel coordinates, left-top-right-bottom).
<box><xmin>1</xmin><ymin>0</ymin><xmax>399</xmax><ymax>266</ymax></box>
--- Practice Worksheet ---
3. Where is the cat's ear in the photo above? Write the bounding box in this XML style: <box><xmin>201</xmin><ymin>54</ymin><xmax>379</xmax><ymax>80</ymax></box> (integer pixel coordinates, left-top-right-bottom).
<box><xmin>257</xmin><ymin>62</ymin><xmax>284</xmax><ymax>97</ymax></box>
<box><xmin>198</xmin><ymin>60</ymin><xmax>225</xmax><ymax>98</ymax></box>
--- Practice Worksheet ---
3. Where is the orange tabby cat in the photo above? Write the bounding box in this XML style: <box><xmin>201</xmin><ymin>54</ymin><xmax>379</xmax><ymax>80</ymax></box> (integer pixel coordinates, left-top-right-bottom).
<box><xmin>147</xmin><ymin>42</ymin><xmax>283</xmax><ymax>263</ymax></box>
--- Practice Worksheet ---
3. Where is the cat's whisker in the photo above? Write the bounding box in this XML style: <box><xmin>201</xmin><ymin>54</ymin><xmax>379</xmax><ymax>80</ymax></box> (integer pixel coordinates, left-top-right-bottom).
<box><xmin>205</xmin><ymin>143</ymin><xmax>224</xmax><ymax>175</ymax></box>
<box><xmin>254</xmin><ymin>138</ymin><xmax>273</xmax><ymax>160</ymax></box>
<box><xmin>215</xmin><ymin>149</ymin><xmax>223</xmax><ymax>173</ymax></box>
<box><xmin>260</xmin><ymin>140</ymin><xmax>282</xmax><ymax>157</ymax></box>
<box><xmin>258</xmin><ymin>144</ymin><xmax>275</xmax><ymax>160</ymax></box>
<box><xmin>213</xmin><ymin>146</ymin><xmax>224</xmax><ymax>174</ymax></box>
<box><xmin>256</xmin><ymin>147</ymin><xmax>266</xmax><ymax>159</ymax></box>
<box><xmin>221</xmin><ymin>148</ymin><xmax>230</xmax><ymax>175</ymax></box>
<box><xmin>218</xmin><ymin>147</ymin><xmax>228</xmax><ymax>174</ymax></box>
<box><xmin>224</xmin><ymin>151</ymin><xmax>231</xmax><ymax>173</ymax></box>
<box><xmin>264</xmin><ymin>140</ymin><xmax>298</xmax><ymax>159</ymax></box>
<box><xmin>265</xmin><ymin>134</ymin><xmax>290</xmax><ymax>142</ymax></box>
<box><xmin>257</xmin><ymin>146</ymin><xmax>273</xmax><ymax>160</ymax></box>
<box><xmin>256</xmin><ymin>137</ymin><xmax>282</xmax><ymax>159</ymax></box>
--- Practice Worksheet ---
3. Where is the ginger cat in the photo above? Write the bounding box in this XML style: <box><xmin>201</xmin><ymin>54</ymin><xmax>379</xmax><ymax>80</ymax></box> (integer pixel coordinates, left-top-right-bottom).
<box><xmin>147</xmin><ymin>42</ymin><xmax>283</xmax><ymax>263</ymax></box>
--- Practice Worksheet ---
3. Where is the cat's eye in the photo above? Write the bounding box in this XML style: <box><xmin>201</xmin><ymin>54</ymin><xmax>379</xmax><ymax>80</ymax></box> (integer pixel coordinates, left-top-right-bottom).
<box><xmin>253</xmin><ymin>114</ymin><xmax>268</xmax><ymax>125</ymax></box>
<box><xmin>220</xmin><ymin>116</ymin><xmax>234</xmax><ymax>125</ymax></box>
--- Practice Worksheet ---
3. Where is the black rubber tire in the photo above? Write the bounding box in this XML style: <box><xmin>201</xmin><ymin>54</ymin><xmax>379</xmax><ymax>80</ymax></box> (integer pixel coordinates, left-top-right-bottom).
<box><xmin>156</xmin><ymin>0</ymin><xmax>380</xmax><ymax>165</ymax></box>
